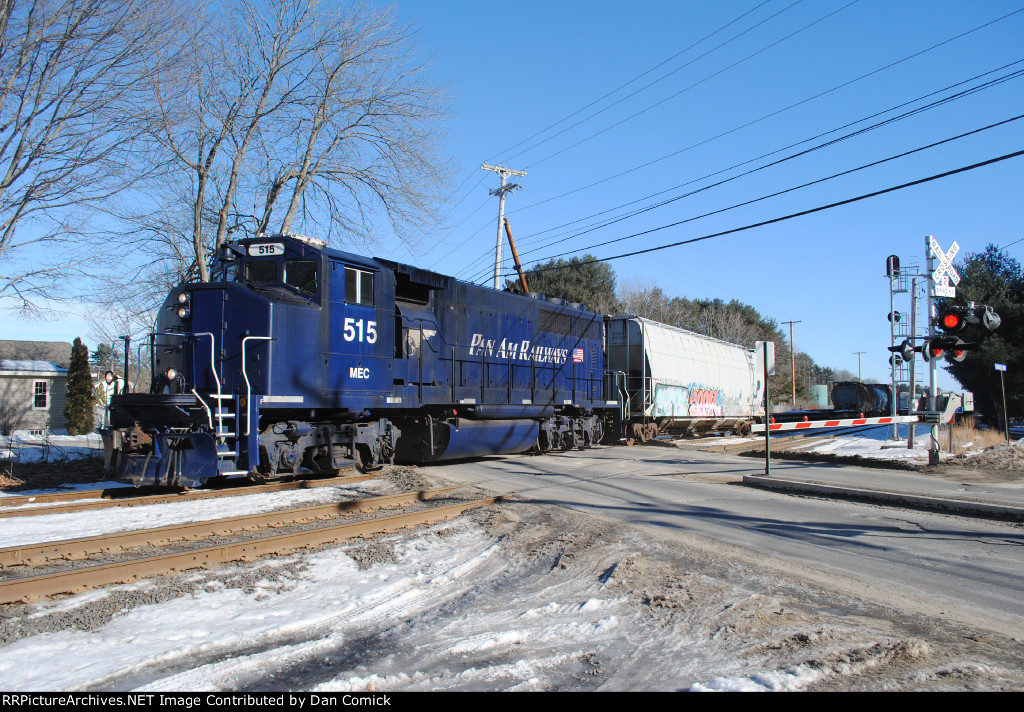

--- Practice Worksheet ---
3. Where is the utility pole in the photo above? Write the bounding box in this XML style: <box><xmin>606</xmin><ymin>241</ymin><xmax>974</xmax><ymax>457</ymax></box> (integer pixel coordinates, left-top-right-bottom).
<box><xmin>853</xmin><ymin>351</ymin><xmax>866</xmax><ymax>382</ymax></box>
<box><xmin>481</xmin><ymin>163</ymin><xmax>526</xmax><ymax>290</ymax></box>
<box><xmin>781</xmin><ymin>320</ymin><xmax>801</xmax><ymax>410</ymax></box>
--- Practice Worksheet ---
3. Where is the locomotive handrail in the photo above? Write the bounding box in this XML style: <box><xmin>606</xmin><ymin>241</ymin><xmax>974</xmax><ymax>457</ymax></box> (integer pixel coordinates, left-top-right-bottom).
<box><xmin>191</xmin><ymin>333</ymin><xmax>223</xmax><ymax>437</ymax></box>
<box><xmin>242</xmin><ymin>336</ymin><xmax>273</xmax><ymax>436</ymax></box>
<box><xmin>147</xmin><ymin>331</ymin><xmax>221</xmax><ymax>431</ymax></box>
<box><xmin>190</xmin><ymin>388</ymin><xmax>213</xmax><ymax>430</ymax></box>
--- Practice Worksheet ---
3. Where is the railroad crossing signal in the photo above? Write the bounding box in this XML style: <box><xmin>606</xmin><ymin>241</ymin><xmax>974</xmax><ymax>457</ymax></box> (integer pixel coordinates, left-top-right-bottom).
<box><xmin>936</xmin><ymin>302</ymin><xmax>1001</xmax><ymax>334</ymax></box>
<box><xmin>888</xmin><ymin>335</ymin><xmax>978</xmax><ymax>363</ymax></box>
<box><xmin>887</xmin><ymin>339</ymin><xmax>916</xmax><ymax>363</ymax></box>
<box><xmin>929</xmin><ymin>237</ymin><xmax>960</xmax><ymax>298</ymax></box>
<box><xmin>936</xmin><ymin>305</ymin><xmax>969</xmax><ymax>333</ymax></box>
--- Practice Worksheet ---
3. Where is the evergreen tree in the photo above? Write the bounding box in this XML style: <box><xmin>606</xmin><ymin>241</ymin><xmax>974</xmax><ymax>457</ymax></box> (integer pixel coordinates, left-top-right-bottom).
<box><xmin>506</xmin><ymin>255</ymin><xmax>618</xmax><ymax>313</ymax></box>
<box><xmin>64</xmin><ymin>338</ymin><xmax>95</xmax><ymax>435</ymax></box>
<box><xmin>90</xmin><ymin>343</ymin><xmax>117</xmax><ymax>372</ymax></box>
<box><xmin>944</xmin><ymin>245</ymin><xmax>1024</xmax><ymax>427</ymax></box>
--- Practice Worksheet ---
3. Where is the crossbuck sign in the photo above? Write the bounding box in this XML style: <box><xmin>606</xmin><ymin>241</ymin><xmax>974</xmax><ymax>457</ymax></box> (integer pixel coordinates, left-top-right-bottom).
<box><xmin>930</xmin><ymin>236</ymin><xmax>960</xmax><ymax>298</ymax></box>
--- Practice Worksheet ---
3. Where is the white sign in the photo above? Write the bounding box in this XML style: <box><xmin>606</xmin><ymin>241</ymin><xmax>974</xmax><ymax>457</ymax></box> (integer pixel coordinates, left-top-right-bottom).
<box><xmin>248</xmin><ymin>242</ymin><xmax>285</xmax><ymax>256</ymax></box>
<box><xmin>755</xmin><ymin>341</ymin><xmax>776</xmax><ymax>376</ymax></box>
<box><xmin>929</xmin><ymin>237</ymin><xmax>960</xmax><ymax>298</ymax></box>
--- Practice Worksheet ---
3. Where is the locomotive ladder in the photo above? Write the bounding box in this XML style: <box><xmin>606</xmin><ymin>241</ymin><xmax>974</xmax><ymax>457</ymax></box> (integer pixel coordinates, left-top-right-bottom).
<box><xmin>211</xmin><ymin>393</ymin><xmax>246</xmax><ymax>476</ymax></box>
<box><xmin>192</xmin><ymin>330</ymin><xmax>247</xmax><ymax>477</ymax></box>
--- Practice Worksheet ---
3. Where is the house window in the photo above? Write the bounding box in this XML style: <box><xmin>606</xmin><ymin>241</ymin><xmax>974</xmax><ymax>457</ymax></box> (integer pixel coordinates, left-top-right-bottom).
<box><xmin>33</xmin><ymin>381</ymin><xmax>48</xmax><ymax>409</ymax></box>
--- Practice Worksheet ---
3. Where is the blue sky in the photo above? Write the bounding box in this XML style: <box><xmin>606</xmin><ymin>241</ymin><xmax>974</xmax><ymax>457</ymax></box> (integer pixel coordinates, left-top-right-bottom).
<box><xmin>388</xmin><ymin>0</ymin><xmax>1024</xmax><ymax>388</ymax></box>
<box><xmin>5</xmin><ymin>0</ymin><xmax>1022</xmax><ymax>391</ymax></box>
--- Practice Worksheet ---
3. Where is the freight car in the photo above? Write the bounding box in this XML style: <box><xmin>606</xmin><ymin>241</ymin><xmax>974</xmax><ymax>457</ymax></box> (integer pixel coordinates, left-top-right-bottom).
<box><xmin>829</xmin><ymin>381</ymin><xmax>893</xmax><ymax>417</ymax></box>
<box><xmin>606</xmin><ymin>317</ymin><xmax>764</xmax><ymax>440</ymax></box>
<box><xmin>102</xmin><ymin>233</ymin><xmax>616</xmax><ymax>487</ymax></box>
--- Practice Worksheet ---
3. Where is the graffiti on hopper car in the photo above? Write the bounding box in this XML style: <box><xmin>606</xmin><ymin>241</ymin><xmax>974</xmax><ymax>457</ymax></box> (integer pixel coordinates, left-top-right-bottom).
<box><xmin>653</xmin><ymin>383</ymin><xmax>727</xmax><ymax>418</ymax></box>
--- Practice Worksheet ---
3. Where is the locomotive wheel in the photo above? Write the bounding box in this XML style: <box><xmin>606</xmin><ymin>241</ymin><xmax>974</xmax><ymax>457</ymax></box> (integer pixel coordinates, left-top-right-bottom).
<box><xmin>633</xmin><ymin>423</ymin><xmax>649</xmax><ymax>443</ymax></box>
<box><xmin>560</xmin><ymin>431</ymin><xmax>575</xmax><ymax>451</ymax></box>
<box><xmin>354</xmin><ymin>444</ymin><xmax>383</xmax><ymax>473</ymax></box>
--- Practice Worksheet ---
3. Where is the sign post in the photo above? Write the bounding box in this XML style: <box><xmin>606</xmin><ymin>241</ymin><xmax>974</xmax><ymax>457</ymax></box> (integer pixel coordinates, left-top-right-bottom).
<box><xmin>926</xmin><ymin>236</ymin><xmax>960</xmax><ymax>465</ymax></box>
<box><xmin>996</xmin><ymin>363</ymin><xmax>1009</xmax><ymax>445</ymax></box>
<box><xmin>756</xmin><ymin>341</ymin><xmax>775</xmax><ymax>476</ymax></box>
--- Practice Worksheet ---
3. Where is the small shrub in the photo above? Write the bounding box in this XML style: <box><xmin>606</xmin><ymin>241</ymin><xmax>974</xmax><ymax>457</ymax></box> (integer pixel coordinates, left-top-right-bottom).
<box><xmin>951</xmin><ymin>421</ymin><xmax>1006</xmax><ymax>454</ymax></box>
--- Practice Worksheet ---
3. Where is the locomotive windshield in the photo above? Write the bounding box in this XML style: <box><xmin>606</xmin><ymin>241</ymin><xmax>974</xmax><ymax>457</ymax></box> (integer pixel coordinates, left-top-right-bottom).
<box><xmin>244</xmin><ymin>260</ymin><xmax>277</xmax><ymax>285</ymax></box>
<box><xmin>284</xmin><ymin>260</ymin><xmax>318</xmax><ymax>297</ymax></box>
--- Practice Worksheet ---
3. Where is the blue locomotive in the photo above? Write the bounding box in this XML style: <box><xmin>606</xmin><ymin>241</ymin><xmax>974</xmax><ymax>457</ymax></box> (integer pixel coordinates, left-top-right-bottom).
<box><xmin>102</xmin><ymin>233</ymin><xmax>618</xmax><ymax>487</ymax></box>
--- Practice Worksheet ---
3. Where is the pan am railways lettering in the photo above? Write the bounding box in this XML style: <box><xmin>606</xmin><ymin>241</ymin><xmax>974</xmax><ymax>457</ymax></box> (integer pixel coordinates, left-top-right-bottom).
<box><xmin>468</xmin><ymin>333</ymin><xmax>570</xmax><ymax>365</ymax></box>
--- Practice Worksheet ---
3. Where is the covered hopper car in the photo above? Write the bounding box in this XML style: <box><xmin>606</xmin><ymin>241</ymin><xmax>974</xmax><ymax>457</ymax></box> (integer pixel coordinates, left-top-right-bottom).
<box><xmin>606</xmin><ymin>317</ymin><xmax>764</xmax><ymax>440</ymax></box>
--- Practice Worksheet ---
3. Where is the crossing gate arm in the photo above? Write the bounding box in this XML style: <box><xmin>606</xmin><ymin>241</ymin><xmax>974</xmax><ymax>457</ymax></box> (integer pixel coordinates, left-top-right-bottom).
<box><xmin>751</xmin><ymin>415</ymin><xmax>921</xmax><ymax>433</ymax></box>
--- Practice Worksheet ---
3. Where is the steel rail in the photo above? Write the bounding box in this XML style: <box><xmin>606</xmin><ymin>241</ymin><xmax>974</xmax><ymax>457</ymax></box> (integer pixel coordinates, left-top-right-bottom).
<box><xmin>0</xmin><ymin>488</ymin><xmax>461</xmax><ymax>568</ymax></box>
<box><xmin>0</xmin><ymin>496</ymin><xmax>502</xmax><ymax>603</ymax></box>
<box><xmin>0</xmin><ymin>474</ymin><xmax>375</xmax><ymax>517</ymax></box>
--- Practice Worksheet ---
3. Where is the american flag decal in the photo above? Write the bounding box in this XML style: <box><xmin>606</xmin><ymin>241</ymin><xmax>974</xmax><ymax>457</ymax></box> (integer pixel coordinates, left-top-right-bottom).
<box><xmin>573</xmin><ymin>348</ymin><xmax>584</xmax><ymax>363</ymax></box>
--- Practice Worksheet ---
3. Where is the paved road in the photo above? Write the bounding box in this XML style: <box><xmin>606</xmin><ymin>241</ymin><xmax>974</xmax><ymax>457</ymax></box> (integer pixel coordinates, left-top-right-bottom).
<box><xmin>428</xmin><ymin>445</ymin><xmax>1024</xmax><ymax>636</ymax></box>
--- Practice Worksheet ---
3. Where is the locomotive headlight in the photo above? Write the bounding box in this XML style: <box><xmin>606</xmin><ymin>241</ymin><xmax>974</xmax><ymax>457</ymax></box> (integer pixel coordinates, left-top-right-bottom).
<box><xmin>177</xmin><ymin>306</ymin><xmax>191</xmax><ymax>319</ymax></box>
<box><xmin>165</xmin><ymin>367</ymin><xmax>177</xmax><ymax>381</ymax></box>
<box><xmin>177</xmin><ymin>292</ymin><xmax>189</xmax><ymax>304</ymax></box>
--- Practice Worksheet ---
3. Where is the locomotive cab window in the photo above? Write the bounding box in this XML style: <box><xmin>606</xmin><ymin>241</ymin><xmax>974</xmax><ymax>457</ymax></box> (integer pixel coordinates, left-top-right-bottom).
<box><xmin>210</xmin><ymin>261</ymin><xmax>239</xmax><ymax>283</ymax></box>
<box><xmin>284</xmin><ymin>260</ymin><xmax>318</xmax><ymax>298</ymax></box>
<box><xmin>244</xmin><ymin>260</ymin><xmax>277</xmax><ymax>285</ymax></box>
<box><xmin>345</xmin><ymin>267</ymin><xmax>375</xmax><ymax>306</ymax></box>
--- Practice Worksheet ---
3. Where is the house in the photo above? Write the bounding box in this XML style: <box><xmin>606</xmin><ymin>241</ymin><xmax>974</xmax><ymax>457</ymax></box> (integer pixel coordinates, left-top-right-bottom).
<box><xmin>0</xmin><ymin>341</ymin><xmax>73</xmax><ymax>435</ymax></box>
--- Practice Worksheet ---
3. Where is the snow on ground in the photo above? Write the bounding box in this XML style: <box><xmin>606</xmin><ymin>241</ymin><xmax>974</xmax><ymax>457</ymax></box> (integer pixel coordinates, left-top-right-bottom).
<box><xmin>1</xmin><ymin>507</ymin><xmax>923</xmax><ymax>692</ymax></box>
<box><xmin>0</xmin><ymin>434</ymin><xmax>103</xmax><ymax>462</ymax></box>
<box><xmin>0</xmin><ymin>484</ymin><xmax>364</xmax><ymax>547</ymax></box>
<box><xmin>2</xmin><ymin>435</ymin><xmax>1020</xmax><ymax>691</ymax></box>
<box><xmin>0</xmin><ymin>521</ymin><xmax>503</xmax><ymax>690</ymax></box>
<box><xmin>1</xmin><ymin>481</ymin><xmax>130</xmax><ymax>499</ymax></box>
<box><xmin>798</xmin><ymin>425</ymin><xmax>934</xmax><ymax>463</ymax></box>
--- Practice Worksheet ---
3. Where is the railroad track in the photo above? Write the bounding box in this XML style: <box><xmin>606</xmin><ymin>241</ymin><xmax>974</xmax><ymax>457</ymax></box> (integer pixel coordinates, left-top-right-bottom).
<box><xmin>0</xmin><ymin>487</ymin><xmax>501</xmax><ymax>603</ymax></box>
<box><xmin>0</xmin><ymin>473</ymin><xmax>375</xmax><ymax>518</ymax></box>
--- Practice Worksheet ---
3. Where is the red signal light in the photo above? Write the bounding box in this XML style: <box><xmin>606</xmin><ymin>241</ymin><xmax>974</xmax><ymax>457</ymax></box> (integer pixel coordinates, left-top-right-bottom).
<box><xmin>941</xmin><ymin>313</ymin><xmax>962</xmax><ymax>330</ymax></box>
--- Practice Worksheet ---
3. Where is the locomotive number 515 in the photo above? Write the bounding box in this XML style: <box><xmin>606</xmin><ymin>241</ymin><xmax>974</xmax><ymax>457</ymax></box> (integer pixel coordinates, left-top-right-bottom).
<box><xmin>343</xmin><ymin>318</ymin><xmax>377</xmax><ymax>343</ymax></box>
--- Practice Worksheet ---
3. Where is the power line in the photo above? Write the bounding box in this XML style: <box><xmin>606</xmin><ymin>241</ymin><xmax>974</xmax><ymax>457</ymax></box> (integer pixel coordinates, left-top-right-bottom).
<box><xmin>508</xmin><ymin>87</ymin><xmax>1024</xmax><ymax>266</ymax></box>
<box><xmin>464</xmin><ymin>115</ymin><xmax>1024</xmax><ymax>284</ymax></box>
<box><xmin>507</xmin><ymin>7</ymin><xmax>1024</xmax><ymax>216</ymax></box>
<box><xmin>496</xmin><ymin>149</ymin><xmax>1024</xmax><ymax>279</ymax></box>
<box><xmin>507</xmin><ymin>59</ymin><xmax>1024</xmax><ymax>253</ymax></box>
<box><xmin>498</xmin><ymin>0</ymin><xmax>809</xmax><ymax>165</ymax></box>
<box><xmin>521</xmin><ymin>0</ymin><xmax>860</xmax><ymax>169</ymax></box>
<box><xmin>486</xmin><ymin>0</ymin><xmax>776</xmax><ymax>165</ymax></box>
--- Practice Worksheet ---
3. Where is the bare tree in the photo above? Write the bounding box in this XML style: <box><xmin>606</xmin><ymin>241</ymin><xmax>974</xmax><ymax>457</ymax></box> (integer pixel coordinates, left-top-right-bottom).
<box><xmin>252</xmin><ymin>2</ymin><xmax>450</xmax><ymax>249</ymax></box>
<box><xmin>0</xmin><ymin>0</ymin><xmax>186</xmax><ymax>309</ymax></box>
<box><xmin>128</xmin><ymin>0</ymin><xmax>451</xmax><ymax>285</ymax></box>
